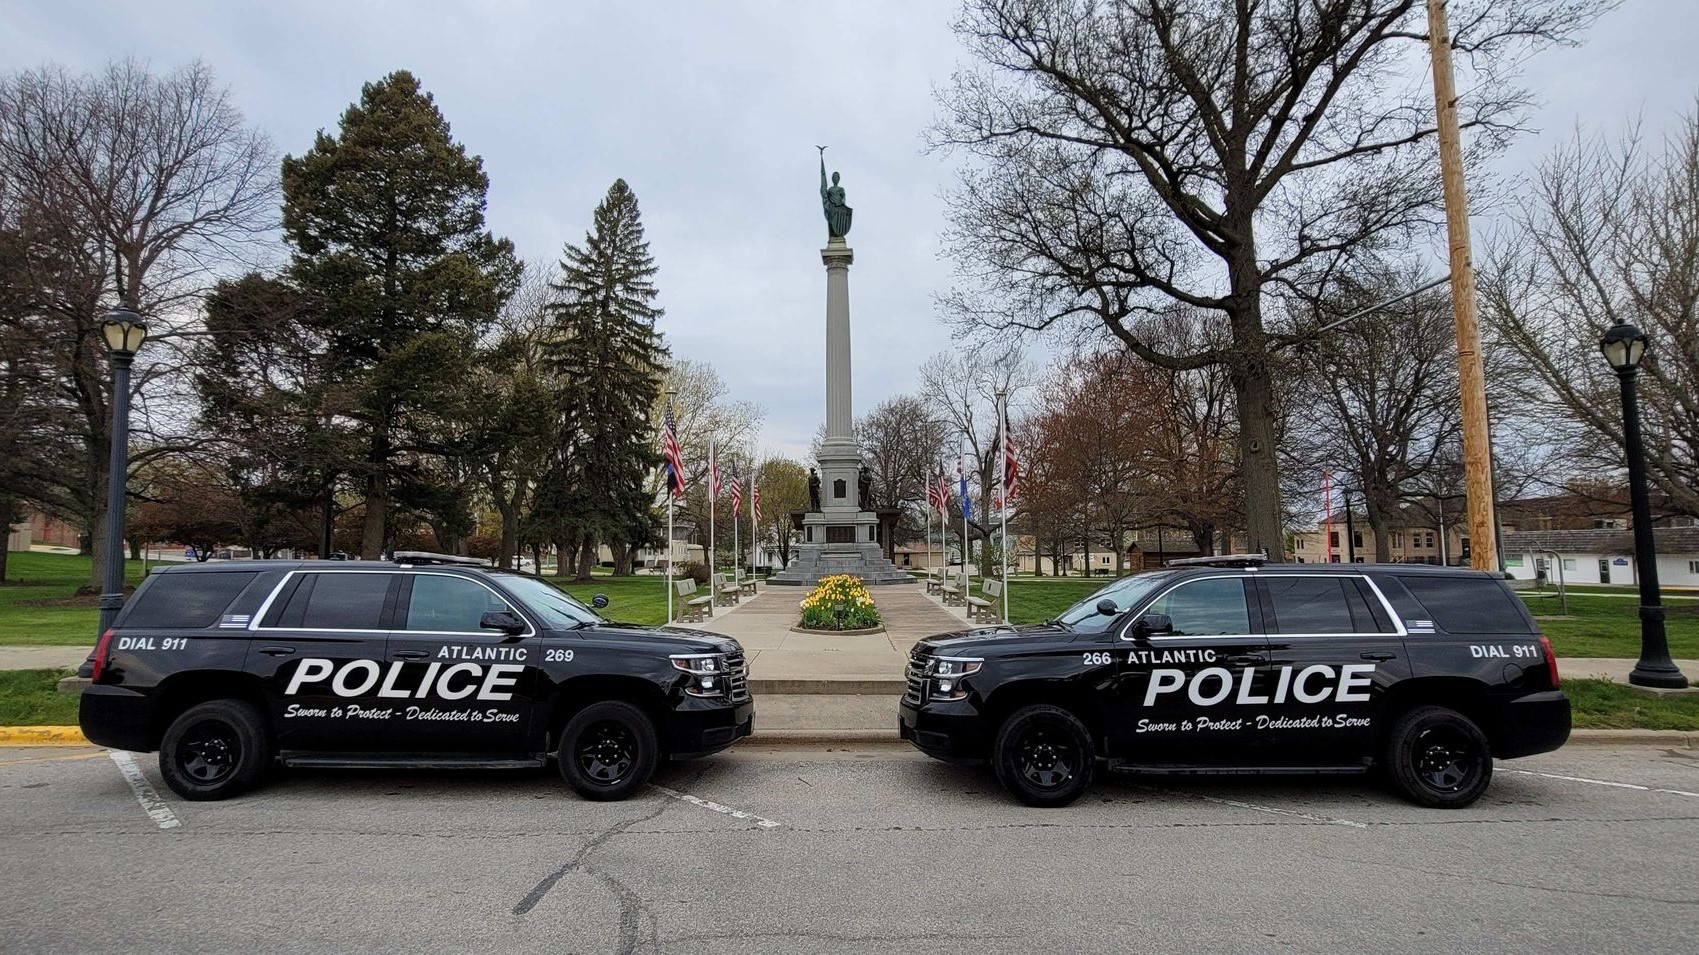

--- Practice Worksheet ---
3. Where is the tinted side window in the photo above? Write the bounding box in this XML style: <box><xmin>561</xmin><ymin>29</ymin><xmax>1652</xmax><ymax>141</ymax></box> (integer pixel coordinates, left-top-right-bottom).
<box><xmin>124</xmin><ymin>572</ymin><xmax>258</xmax><ymax>629</ymax></box>
<box><xmin>1146</xmin><ymin>578</ymin><xmax>1251</xmax><ymax>636</ymax></box>
<box><xmin>403</xmin><ymin>575</ymin><xmax>513</xmax><ymax>632</ymax></box>
<box><xmin>1396</xmin><ymin>575</ymin><xmax>1532</xmax><ymax>635</ymax></box>
<box><xmin>284</xmin><ymin>573</ymin><xmax>394</xmax><ymax>630</ymax></box>
<box><xmin>1262</xmin><ymin>576</ymin><xmax>1361</xmax><ymax>634</ymax></box>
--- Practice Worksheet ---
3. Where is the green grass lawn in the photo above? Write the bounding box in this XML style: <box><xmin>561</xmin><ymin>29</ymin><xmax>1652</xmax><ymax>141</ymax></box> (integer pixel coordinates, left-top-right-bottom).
<box><xmin>1566</xmin><ymin>679</ymin><xmax>1699</xmax><ymax>730</ymax></box>
<box><xmin>0</xmin><ymin>669</ymin><xmax>82</xmax><ymax>725</ymax></box>
<box><xmin>0</xmin><ymin>551</ymin><xmax>707</xmax><ymax>641</ymax></box>
<box><xmin>1527</xmin><ymin>595</ymin><xmax>1699</xmax><ymax>659</ymax></box>
<box><xmin>0</xmin><ymin>551</ymin><xmax>148</xmax><ymax>647</ymax></box>
<box><xmin>979</xmin><ymin>573</ymin><xmax>1698</xmax><ymax>660</ymax></box>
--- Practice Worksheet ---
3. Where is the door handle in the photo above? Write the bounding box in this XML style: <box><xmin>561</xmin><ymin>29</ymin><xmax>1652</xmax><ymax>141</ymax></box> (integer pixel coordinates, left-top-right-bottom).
<box><xmin>1224</xmin><ymin>654</ymin><xmax>1266</xmax><ymax>666</ymax></box>
<box><xmin>393</xmin><ymin>650</ymin><xmax>430</xmax><ymax>660</ymax></box>
<box><xmin>1361</xmin><ymin>651</ymin><xmax>1397</xmax><ymax>661</ymax></box>
<box><xmin>258</xmin><ymin>646</ymin><xmax>296</xmax><ymax>657</ymax></box>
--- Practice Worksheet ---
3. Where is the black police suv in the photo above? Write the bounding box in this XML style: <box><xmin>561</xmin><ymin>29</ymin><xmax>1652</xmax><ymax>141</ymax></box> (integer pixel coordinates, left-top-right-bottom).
<box><xmin>78</xmin><ymin>554</ymin><xmax>753</xmax><ymax>801</ymax></box>
<box><xmin>900</xmin><ymin>557</ymin><xmax>1570</xmax><ymax>809</ymax></box>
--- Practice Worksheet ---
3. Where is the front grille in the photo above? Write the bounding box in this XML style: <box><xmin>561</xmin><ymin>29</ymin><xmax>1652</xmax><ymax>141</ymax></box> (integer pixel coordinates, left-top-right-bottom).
<box><xmin>725</xmin><ymin>652</ymin><xmax>750</xmax><ymax>702</ymax></box>
<box><xmin>904</xmin><ymin>651</ymin><xmax>928</xmax><ymax>704</ymax></box>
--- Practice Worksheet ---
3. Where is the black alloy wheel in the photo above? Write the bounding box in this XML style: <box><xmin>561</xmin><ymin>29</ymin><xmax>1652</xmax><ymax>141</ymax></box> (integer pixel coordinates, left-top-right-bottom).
<box><xmin>1015</xmin><ymin>724</ymin><xmax>1081</xmax><ymax>791</ymax></box>
<box><xmin>577</xmin><ymin>720</ymin><xmax>637</xmax><ymax>785</ymax></box>
<box><xmin>993</xmin><ymin>704</ymin><xmax>1096</xmax><ymax>808</ymax></box>
<box><xmin>177</xmin><ymin>719</ymin><xmax>241</xmax><ymax>785</ymax></box>
<box><xmin>157</xmin><ymin>699</ymin><xmax>272</xmax><ymax>801</ymax></box>
<box><xmin>558</xmin><ymin>700</ymin><xmax>658</xmax><ymax>801</ymax></box>
<box><xmin>1384</xmin><ymin>705</ymin><xmax>1494</xmax><ymax>809</ymax></box>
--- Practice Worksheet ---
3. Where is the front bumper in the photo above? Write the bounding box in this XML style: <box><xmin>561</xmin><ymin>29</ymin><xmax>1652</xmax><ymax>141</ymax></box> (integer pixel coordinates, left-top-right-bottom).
<box><xmin>899</xmin><ymin>698</ymin><xmax>991</xmax><ymax>760</ymax></box>
<box><xmin>667</xmin><ymin>698</ymin><xmax>754</xmax><ymax>758</ymax></box>
<box><xmin>79</xmin><ymin>684</ymin><xmax>158</xmax><ymax>752</ymax></box>
<box><xmin>1490</xmin><ymin>690</ymin><xmax>1571</xmax><ymax>758</ymax></box>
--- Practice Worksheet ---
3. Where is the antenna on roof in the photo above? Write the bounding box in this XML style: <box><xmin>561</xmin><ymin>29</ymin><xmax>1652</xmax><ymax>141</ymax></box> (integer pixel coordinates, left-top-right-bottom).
<box><xmin>1164</xmin><ymin>552</ymin><xmax>1269</xmax><ymax>569</ymax></box>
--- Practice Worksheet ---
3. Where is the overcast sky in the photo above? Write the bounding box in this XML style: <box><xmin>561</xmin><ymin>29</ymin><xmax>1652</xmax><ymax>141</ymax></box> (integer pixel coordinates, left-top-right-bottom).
<box><xmin>5</xmin><ymin>0</ymin><xmax>1697</xmax><ymax>460</ymax></box>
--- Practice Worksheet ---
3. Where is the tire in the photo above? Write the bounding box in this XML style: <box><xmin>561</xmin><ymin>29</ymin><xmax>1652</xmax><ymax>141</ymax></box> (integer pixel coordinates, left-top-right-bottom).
<box><xmin>558</xmin><ymin>701</ymin><xmax>658</xmax><ymax>801</ymax></box>
<box><xmin>992</xmin><ymin>704</ymin><xmax>1096</xmax><ymax>808</ymax></box>
<box><xmin>1383</xmin><ymin>705</ymin><xmax>1494</xmax><ymax>808</ymax></box>
<box><xmin>157</xmin><ymin>699</ymin><xmax>272</xmax><ymax>801</ymax></box>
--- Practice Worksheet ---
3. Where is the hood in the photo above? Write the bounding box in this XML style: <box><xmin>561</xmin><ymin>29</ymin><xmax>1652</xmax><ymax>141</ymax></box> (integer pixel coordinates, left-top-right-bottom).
<box><xmin>588</xmin><ymin>623</ymin><xmax>741</xmax><ymax>654</ymax></box>
<box><xmin>914</xmin><ymin>622</ymin><xmax>1073</xmax><ymax>656</ymax></box>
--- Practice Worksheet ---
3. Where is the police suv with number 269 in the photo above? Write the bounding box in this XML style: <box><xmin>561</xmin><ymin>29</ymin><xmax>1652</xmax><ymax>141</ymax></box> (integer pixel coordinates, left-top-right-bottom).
<box><xmin>78</xmin><ymin>554</ymin><xmax>753</xmax><ymax>802</ymax></box>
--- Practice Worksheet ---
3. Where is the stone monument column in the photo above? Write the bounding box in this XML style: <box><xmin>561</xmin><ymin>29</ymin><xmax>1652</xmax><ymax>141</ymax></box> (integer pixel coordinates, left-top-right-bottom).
<box><xmin>823</xmin><ymin>239</ymin><xmax>854</xmax><ymax>445</ymax></box>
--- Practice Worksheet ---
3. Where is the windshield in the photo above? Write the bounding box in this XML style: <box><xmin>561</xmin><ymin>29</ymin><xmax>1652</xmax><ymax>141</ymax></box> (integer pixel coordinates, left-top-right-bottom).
<box><xmin>495</xmin><ymin>575</ymin><xmax>607</xmax><ymax>628</ymax></box>
<box><xmin>1054</xmin><ymin>573</ymin><xmax>1172</xmax><ymax>633</ymax></box>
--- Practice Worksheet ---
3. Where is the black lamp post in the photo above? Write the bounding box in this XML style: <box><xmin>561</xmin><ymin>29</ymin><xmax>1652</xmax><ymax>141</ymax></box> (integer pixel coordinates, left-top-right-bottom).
<box><xmin>97</xmin><ymin>307</ymin><xmax>148</xmax><ymax>638</ymax></box>
<box><xmin>1598</xmin><ymin>320</ymin><xmax>1689</xmax><ymax>689</ymax></box>
<box><xmin>1342</xmin><ymin>488</ymin><xmax>1357</xmax><ymax>564</ymax></box>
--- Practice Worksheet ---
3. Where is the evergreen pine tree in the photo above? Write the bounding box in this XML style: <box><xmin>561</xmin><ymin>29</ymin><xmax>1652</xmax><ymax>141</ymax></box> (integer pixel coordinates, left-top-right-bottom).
<box><xmin>282</xmin><ymin>70</ymin><xmax>520</xmax><ymax>557</ymax></box>
<box><xmin>544</xmin><ymin>180</ymin><xmax>669</xmax><ymax>581</ymax></box>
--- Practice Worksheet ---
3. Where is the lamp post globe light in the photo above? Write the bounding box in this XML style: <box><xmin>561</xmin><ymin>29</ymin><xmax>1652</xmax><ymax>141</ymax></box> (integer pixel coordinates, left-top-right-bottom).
<box><xmin>1597</xmin><ymin>320</ymin><xmax>1688</xmax><ymax>689</ymax></box>
<box><xmin>97</xmin><ymin>307</ymin><xmax>148</xmax><ymax>638</ymax></box>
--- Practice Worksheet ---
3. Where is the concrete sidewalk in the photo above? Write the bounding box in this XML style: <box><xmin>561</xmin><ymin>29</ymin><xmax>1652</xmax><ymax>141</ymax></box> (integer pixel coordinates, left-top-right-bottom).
<box><xmin>694</xmin><ymin>583</ymin><xmax>966</xmax><ymax>690</ymax></box>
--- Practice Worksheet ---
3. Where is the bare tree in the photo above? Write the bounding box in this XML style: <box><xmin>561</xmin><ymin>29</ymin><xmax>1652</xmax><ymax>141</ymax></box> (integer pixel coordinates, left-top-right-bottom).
<box><xmin>918</xmin><ymin>342</ymin><xmax>1033</xmax><ymax>569</ymax></box>
<box><xmin>1287</xmin><ymin>264</ymin><xmax>1462</xmax><ymax>559</ymax></box>
<box><xmin>933</xmin><ymin>0</ymin><xmax>1605</xmax><ymax>554</ymax></box>
<box><xmin>1484</xmin><ymin>108</ymin><xmax>1699</xmax><ymax>518</ymax></box>
<box><xmin>0</xmin><ymin>59</ymin><xmax>278</xmax><ymax>588</ymax></box>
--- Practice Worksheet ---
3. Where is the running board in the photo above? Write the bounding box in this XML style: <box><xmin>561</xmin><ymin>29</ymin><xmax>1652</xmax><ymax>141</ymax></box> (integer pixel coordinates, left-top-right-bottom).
<box><xmin>1107</xmin><ymin>762</ymin><xmax>1370</xmax><ymax>776</ymax></box>
<box><xmin>280</xmin><ymin>752</ymin><xmax>546</xmax><ymax>770</ymax></box>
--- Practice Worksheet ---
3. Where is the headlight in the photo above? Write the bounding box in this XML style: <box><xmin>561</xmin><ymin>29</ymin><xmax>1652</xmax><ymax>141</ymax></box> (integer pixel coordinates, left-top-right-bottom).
<box><xmin>930</xmin><ymin>657</ymin><xmax>982</xmax><ymax>700</ymax></box>
<box><xmin>671</xmin><ymin>653</ymin><xmax>726</xmax><ymax>696</ymax></box>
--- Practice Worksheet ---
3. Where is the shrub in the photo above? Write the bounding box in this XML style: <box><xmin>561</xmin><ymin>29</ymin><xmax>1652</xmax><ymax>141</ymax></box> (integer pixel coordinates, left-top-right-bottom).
<box><xmin>797</xmin><ymin>574</ymin><xmax>882</xmax><ymax>630</ymax></box>
<box><xmin>679</xmin><ymin>561</ymin><xmax>711</xmax><ymax>585</ymax></box>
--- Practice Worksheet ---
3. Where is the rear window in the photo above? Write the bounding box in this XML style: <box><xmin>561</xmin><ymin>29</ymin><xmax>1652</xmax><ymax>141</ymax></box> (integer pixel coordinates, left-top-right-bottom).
<box><xmin>266</xmin><ymin>572</ymin><xmax>395</xmax><ymax>630</ymax></box>
<box><xmin>1394</xmin><ymin>575</ymin><xmax>1532</xmax><ymax>635</ymax></box>
<box><xmin>123</xmin><ymin>572</ymin><xmax>259</xmax><ymax>629</ymax></box>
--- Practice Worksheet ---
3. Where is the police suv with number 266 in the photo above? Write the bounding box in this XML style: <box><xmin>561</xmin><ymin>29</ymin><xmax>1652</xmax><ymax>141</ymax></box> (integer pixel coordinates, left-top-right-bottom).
<box><xmin>900</xmin><ymin>557</ymin><xmax>1570</xmax><ymax>808</ymax></box>
<box><xmin>78</xmin><ymin>554</ymin><xmax>753</xmax><ymax>801</ymax></box>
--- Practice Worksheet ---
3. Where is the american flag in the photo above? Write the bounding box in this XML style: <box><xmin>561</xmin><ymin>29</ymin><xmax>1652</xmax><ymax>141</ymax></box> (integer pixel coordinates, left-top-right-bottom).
<box><xmin>1000</xmin><ymin>433</ymin><xmax>1020</xmax><ymax>506</ymax></box>
<box><xmin>935</xmin><ymin>470</ymin><xmax>951</xmax><ymax>515</ymax></box>
<box><xmin>662</xmin><ymin>402</ymin><xmax>686</xmax><ymax>497</ymax></box>
<box><xmin>752</xmin><ymin>484</ymin><xmax>762</xmax><ymax>523</ymax></box>
<box><xmin>729</xmin><ymin>477</ymin><xmax>743</xmax><ymax>517</ymax></box>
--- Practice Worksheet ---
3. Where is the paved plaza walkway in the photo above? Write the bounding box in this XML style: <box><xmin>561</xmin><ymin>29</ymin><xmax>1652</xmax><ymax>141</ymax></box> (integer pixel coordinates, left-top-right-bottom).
<box><xmin>694</xmin><ymin>583</ymin><xmax>967</xmax><ymax>687</ymax></box>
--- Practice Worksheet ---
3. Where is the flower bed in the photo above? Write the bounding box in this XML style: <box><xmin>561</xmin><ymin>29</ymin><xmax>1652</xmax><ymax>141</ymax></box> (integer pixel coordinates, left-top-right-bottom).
<box><xmin>796</xmin><ymin>574</ymin><xmax>883</xmax><ymax>632</ymax></box>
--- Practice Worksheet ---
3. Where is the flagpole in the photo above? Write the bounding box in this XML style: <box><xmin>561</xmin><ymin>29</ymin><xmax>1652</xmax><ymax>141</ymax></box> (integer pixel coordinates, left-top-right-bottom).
<box><xmin>708</xmin><ymin>440</ymin><xmax>716</xmax><ymax>592</ymax></box>
<box><xmin>665</xmin><ymin>390</ymin><xmax>677</xmax><ymax>623</ymax></box>
<box><xmin>960</xmin><ymin>448</ymin><xmax>971</xmax><ymax>585</ymax></box>
<box><xmin>998</xmin><ymin>390</ymin><xmax>1009</xmax><ymax>623</ymax></box>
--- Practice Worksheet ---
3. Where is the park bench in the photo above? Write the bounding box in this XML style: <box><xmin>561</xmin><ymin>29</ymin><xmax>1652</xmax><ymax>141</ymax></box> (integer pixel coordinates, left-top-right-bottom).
<box><xmin>940</xmin><ymin>572</ymin><xmax>966</xmax><ymax>606</ymax></box>
<box><xmin>966</xmin><ymin>578</ymin><xmax>1003</xmax><ymax>623</ymax></box>
<box><xmin>924</xmin><ymin>567</ymin><xmax>945</xmax><ymax>594</ymax></box>
<box><xmin>735</xmin><ymin>569</ymin><xmax>758</xmax><ymax>596</ymax></box>
<box><xmin>712</xmin><ymin>572</ymin><xmax>741</xmax><ymax>606</ymax></box>
<box><xmin>675</xmin><ymin>578</ymin><xmax>714</xmax><ymax>622</ymax></box>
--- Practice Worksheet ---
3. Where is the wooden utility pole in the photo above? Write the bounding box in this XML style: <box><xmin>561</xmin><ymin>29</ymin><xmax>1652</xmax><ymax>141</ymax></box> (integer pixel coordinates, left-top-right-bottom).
<box><xmin>1426</xmin><ymin>0</ymin><xmax>1498</xmax><ymax>572</ymax></box>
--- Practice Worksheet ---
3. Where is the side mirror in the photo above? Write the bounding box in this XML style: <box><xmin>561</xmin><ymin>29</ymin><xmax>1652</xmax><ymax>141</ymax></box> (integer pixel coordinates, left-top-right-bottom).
<box><xmin>1096</xmin><ymin>599</ymin><xmax>1119</xmax><ymax>616</ymax></box>
<box><xmin>591</xmin><ymin>593</ymin><xmax>609</xmax><ymax>609</ymax></box>
<box><xmin>1133</xmin><ymin>613</ymin><xmax>1173</xmax><ymax>638</ymax></box>
<box><xmin>480</xmin><ymin>610</ymin><xmax>526</xmax><ymax>635</ymax></box>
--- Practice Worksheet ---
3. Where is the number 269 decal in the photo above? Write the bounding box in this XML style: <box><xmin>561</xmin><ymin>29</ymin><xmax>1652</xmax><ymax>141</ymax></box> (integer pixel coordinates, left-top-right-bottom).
<box><xmin>545</xmin><ymin>649</ymin><xmax>575</xmax><ymax>663</ymax></box>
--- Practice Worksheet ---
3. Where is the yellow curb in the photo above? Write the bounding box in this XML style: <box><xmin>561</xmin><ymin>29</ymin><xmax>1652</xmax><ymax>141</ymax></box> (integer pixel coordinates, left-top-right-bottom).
<box><xmin>0</xmin><ymin>726</ymin><xmax>88</xmax><ymax>746</ymax></box>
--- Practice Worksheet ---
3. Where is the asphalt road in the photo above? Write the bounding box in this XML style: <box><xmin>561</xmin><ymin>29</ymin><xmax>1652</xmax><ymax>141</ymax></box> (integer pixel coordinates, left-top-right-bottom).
<box><xmin>1</xmin><ymin>742</ymin><xmax>1695</xmax><ymax>955</ymax></box>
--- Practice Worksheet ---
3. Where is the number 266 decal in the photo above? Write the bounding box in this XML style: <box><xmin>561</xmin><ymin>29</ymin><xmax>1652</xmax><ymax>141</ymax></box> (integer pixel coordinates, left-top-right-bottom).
<box><xmin>1083</xmin><ymin>652</ymin><xmax>1114</xmax><ymax>666</ymax></box>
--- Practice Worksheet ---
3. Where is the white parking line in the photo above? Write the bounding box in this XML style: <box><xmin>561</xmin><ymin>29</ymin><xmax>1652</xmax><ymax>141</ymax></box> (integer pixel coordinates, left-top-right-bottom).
<box><xmin>109</xmin><ymin>752</ymin><xmax>182</xmax><ymax>830</ymax></box>
<box><xmin>650</xmin><ymin>784</ymin><xmax>781</xmax><ymax>829</ymax></box>
<box><xmin>1500</xmin><ymin>768</ymin><xmax>1699</xmax><ymax>799</ymax></box>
